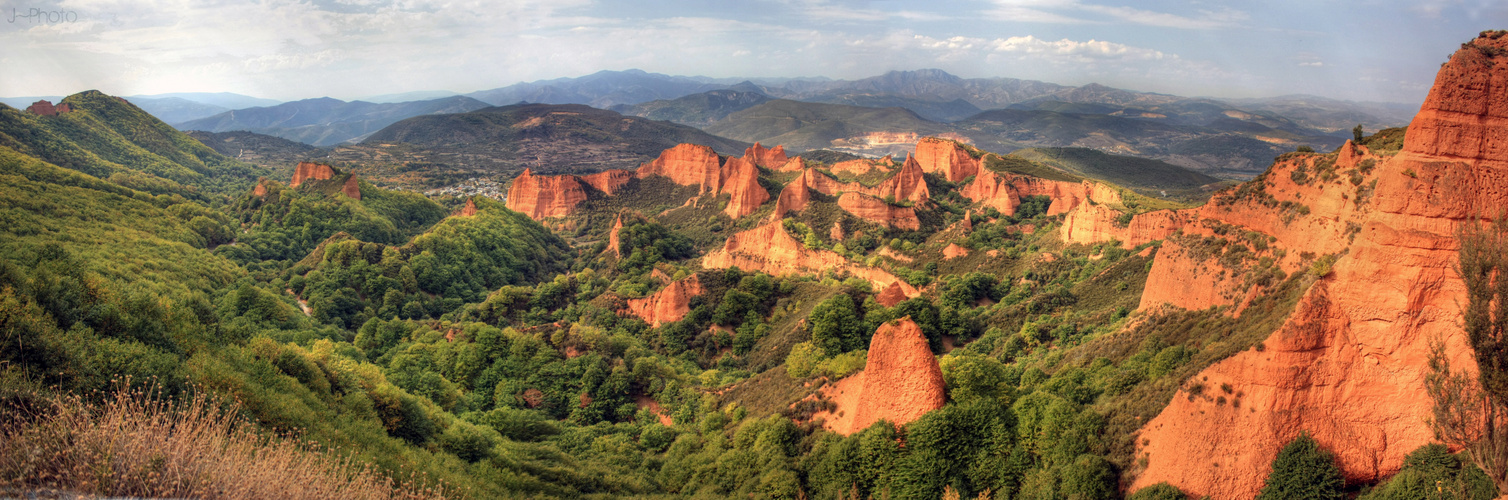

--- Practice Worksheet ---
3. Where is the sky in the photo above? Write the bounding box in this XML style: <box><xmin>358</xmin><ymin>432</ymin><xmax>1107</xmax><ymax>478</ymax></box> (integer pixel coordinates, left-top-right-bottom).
<box><xmin>2</xmin><ymin>0</ymin><xmax>1505</xmax><ymax>105</ymax></box>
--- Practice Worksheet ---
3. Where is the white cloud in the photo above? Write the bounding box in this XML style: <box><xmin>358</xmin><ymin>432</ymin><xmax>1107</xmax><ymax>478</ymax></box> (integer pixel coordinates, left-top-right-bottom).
<box><xmin>985</xmin><ymin>0</ymin><xmax>1246</xmax><ymax>29</ymax></box>
<box><xmin>1299</xmin><ymin>61</ymin><xmax>1324</xmax><ymax>67</ymax></box>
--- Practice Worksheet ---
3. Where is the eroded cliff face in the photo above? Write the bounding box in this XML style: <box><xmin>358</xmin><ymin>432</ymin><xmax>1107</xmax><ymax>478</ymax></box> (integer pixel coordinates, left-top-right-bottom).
<box><xmin>719</xmin><ymin>156</ymin><xmax>771</xmax><ymax>218</ymax></box>
<box><xmin>837</xmin><ymin>192</ymin><xmax>920</xmax><ymax>230</ymax></box>
<box><xmin>962</xmin><ymin>169</ymin><xmax>1105</xmax><ymax>216</ymax></box>
<box><xmin>625</xmin><ymin>275</ymin><xmax>704</xmax><ymax>327</ymax></box>
<box><xmin>638</xmin><ymin>143</ymin><xmax>724</xmax><ymax>194</ymax></box>
<box><xmin>291</xmin><ymin>162</ymin><xmax>337</xmax><ymax>187</ymax></box>
<box><xmin>774</xmin><ymin>157</ymin><xmax>931</xmax><ymax>225</ymax></box>
<box><xmin>1126</xmin><ymin>33</ymin><xmax>1508</xmax><ymax>499</ymax></box>
<box><xmin>580</xmin><ymin>169</ymin><xmax>633</xmax><ymax>195</ymax></box>
<box><xmin>744</xmin><ymin>142</ymin><xmax>789</xmax><ymax>169</ymax></box>
<box><xmin>914</xmin><ymin>137</ymin><xmax>981</xmax><ymax>183</ymax></box>
<box><xmin>506</xmin><ymin>168</ymin><xmax>588</xmax><ymax>219</ymax></box>
<box><xmin>703</xmin><ymin>221</ymin><xmax>919</xmax><ymax>298</ymax></box>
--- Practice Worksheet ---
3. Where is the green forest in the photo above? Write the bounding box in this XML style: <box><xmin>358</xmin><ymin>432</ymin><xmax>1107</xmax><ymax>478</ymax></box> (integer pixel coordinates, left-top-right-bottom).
<box><xmin>0</xmin><ymin>92</ymin><xmax>1491</xmax><ymax>499</ymax></box>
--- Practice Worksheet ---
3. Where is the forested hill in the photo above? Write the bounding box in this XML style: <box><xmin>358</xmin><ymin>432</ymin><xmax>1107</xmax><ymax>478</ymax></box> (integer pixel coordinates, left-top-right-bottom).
<box><xmin>0</xmin><ymin>90</ymin><xmax>263</xmax><ymax>199</ymax></box>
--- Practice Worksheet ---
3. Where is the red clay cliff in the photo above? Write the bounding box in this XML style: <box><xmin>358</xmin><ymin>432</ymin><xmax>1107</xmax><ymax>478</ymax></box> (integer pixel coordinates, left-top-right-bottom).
<box><xmin>1125</xmin><ymin>33</ymin><xmax>1508</xmax><ymax>499</ymax></box>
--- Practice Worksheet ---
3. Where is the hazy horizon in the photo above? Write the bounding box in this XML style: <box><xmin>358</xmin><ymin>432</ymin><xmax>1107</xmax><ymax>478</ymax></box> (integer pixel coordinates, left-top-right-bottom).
<box><xmin>4</xmin><ymin>1</ymin><xmax>1506</xmax><ymax>104</ymax></box>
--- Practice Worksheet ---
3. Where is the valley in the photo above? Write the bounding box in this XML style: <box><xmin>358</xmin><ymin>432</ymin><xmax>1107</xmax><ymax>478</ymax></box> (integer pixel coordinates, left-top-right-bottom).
<box><xmin>0</xmin><ymin>9</ymin><xmax>1503</xmax><ymax>500</ymax></box>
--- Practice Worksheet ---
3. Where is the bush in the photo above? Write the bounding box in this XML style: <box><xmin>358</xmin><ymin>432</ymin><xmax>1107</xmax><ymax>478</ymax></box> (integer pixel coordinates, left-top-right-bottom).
<box><xmin>1130</xmin><ymin>482</ymin><xmax>1186</xmax><ymax>500</ymax></box>
<box><xmin>1257</xmin><ymin>432</ymin><xmax>1344</xmax><ymax>500</ymax></box>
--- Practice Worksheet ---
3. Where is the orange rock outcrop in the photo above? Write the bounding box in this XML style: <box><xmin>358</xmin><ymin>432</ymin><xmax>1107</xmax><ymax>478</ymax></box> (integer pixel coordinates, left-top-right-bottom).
<box><xmin>1059</xmin><ymin>203</ymin><xmax>1190</xmax><ymax>249</ymax></box>
<box><xmin>837</xmin><ymin>192</ymin><xmax>920</xmax><ymax>230</ymax></box>
<box><xmin>1128</xmin><ymin>33</ymin><xmax>1508</xmax><ymax>498</ymax></box>
<box><xmin>846</xmin><ymin>317</ymin><xmax>947</xmax><ymax>434</ymax></box>
<box><xmin>703</xmin><ymin>221</ymin><xmax>919</xmax><ymax>298</ymax></box>
<box><xmin>773</xmin><ymin>156</ymin><xmax>807</xmax><ymax>172</ymax></box>
<box><xmin>718</xmin><ymin>156</ymin><xmax>771</xmax><ymax>218</ymax></box>
<box><xmin>962</xmin><ymin>169</ymin><xmax>1102</xmax><ymax>216</ymax></box>
<box><xmin>607</xmin><ymin>214</ymin><xmax>624</xmax><ymax>257</ymax></box>
<box><xmin>580</xmin><ymin>169</ymin><xmax>633</xmax><ymax>195</ymax></box>
<box><xmin>252</xmin><ymin>182</ymin><xmax>269</xmax><ymax>198</ymax></box>
<box><xmin>341</xmin><ymin>176</ymin><xmax>361</xmax><ymax>200</ymax></box>
<box><xmin>458</xmin><ymin>198</ymin><xmax>479</xmax><ymax>217</ymax></box>
<box><xmin>942</xmin><ymin>243</ymin><xmax>969</xmax><ymax>260</ymax></box>
<box><xmin>830</xmin><ymin>156</ymin><xmax>892</xmax><ymax>177</ymax></box>
<box><xmin>625</xmin><ymin>274</ymin><xmax>703</xmax><ymax>327</ymax></box>
<box><xmin>25</xmin><ymin>100</ymin><xmax>57</xmax><ymax>116</ymax></box>
<box><xmin>875</xmin><ymin>282</ymin><xmax>909</xmax><ymax>308</ymax></box>
<box><xmin>506</xmin><ymin>168</ymin><xmax>588</xmax><ymax>219</ymax></box>
<box><xmin>914</xmin><ymin>137</ymin><xmax>981</xmax><ymax>182</ymax></box>
<box><xmin>291</xmin><ymin>162</ymin><xmax>336</xmax><ymax>187</ymax></box>
<box><xmin>744</xmin><ymin>142</ymin><xmax>788</xmax><ymax>169</ymax></box>
<box><xmin>637</xmin><ymin>143</ymin><xmax>724</xmax><ymax>194</ymax></box>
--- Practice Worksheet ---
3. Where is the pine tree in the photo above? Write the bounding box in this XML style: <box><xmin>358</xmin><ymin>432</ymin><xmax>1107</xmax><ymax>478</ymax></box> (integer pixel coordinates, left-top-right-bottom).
<box><xmin>1256</xmin><ymin>432</ymin><xmax>1345</xmax><ymax>500</ymax></box>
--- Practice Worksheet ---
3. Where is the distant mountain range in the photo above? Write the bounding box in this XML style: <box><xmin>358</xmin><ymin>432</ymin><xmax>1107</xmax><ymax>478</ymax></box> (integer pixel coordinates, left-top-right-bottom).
<box><xmin>177</xmin><ymin>96</ymin><xmax>491</xmax><ymax>146</ymax></box>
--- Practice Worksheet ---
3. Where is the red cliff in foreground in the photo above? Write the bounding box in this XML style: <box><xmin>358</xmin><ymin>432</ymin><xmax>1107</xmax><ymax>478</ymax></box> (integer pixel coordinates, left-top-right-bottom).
<box><xmin>1123</xmin><ymin>33</ymin><xmax>1508</xmax><ymax>499</ymax></box>
<box><xmin>624</xmin><ymin>275</ymin><xmax>704</xmax><ymax>327</ymax></box>
<box><xmin>819</xmin><ymin>317</ymin><xmax>946</xmax><ymax>435</ymax></box>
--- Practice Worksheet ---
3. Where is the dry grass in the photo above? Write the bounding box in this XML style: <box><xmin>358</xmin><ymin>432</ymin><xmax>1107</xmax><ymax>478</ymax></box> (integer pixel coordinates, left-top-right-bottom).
<box><xmin>0</xmin><ymin>383</ymin><xmax>452</xmax><ymax>500</ymax></box>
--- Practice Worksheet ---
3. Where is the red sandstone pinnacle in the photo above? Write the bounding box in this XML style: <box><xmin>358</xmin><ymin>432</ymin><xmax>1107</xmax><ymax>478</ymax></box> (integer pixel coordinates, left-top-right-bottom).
<box><xmin>719</xmin><ymin>156</ymin><xmax>770</xmax><ymax>218</ymax></box>
<box><xmin>1128</xmin><ymin>33</ymin><xmax>1508</xmax><ymax>499</ymax></box>
<box><xmin>744</xmin><ymin>142</ymin><xmax>789</xmax><ymax>169</ymax></box>
<box><xmin>459</xmin><ymin>198</ymin><xmax>479</xmax><ymax>217</ymax></box>
<box><xmin>914</xmin><ymin>137</ymin><xmax>981</xmax><ymax>183</ymax></box>
<box><xmin>506</xmin><ymin>168</ymin><xmax>588</xmax><ymax>219</ymax></box>
<box><xmin>252</xmin><ymin>182</ymin><xmax>269</xmax><ymax>198</ymax></box>
<box><xmin>772</xmin><ymin>174</ymin><xmax>812</xmax><ymax>220</ymax></box>
<box><xmin>291</xmin><ymin>162</ymin><xmax>337</xmax><ymax>187</ymax></box>
<box><xmin>848</xmin><ymin>317</ymin><xmax>946</xmax><ymax>434</ymax></box>
<box><xmin>608</xmin><ymin>213</ymin><xmax>624</xmax><ymax>258</ymax></box>
<box><xmin>624</xmin><ymin>274</ymin><xmax>704</xmax><ymax>327</ymax></box>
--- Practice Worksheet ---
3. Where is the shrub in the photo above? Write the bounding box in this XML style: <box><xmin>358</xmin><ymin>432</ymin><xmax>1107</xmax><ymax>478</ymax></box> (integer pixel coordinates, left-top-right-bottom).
<box><xmin>1257</xmin><ymin>432</ymin><xmax>1344</xmax><ymax>500</ymax></box>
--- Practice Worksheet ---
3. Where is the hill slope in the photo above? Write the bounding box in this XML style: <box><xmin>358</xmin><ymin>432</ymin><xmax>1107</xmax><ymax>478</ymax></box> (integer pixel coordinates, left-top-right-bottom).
<box><xmin>178</xmin><ymin>96</ymin><xmax>491</xmax><ymax>146</ymax></box>
<box><xmin>362</xmin><ymin>103</ymin><xmax>750</xmax><ymax>175</ymax></box>
<box><xmin>0</xmin><ymin>90</ymin><xmax>262</xmax><ymax>197</ymax></box>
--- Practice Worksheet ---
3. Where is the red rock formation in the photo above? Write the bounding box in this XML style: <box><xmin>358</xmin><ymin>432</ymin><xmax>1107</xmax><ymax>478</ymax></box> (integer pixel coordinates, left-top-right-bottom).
<box><xmin>837</xmin><ymin>192</ymin><xmax>920</xmax><ymax>230</ymax></box>
<box><xmin>848</xmin><ymin>317</ymin><xmax>947</xmax><ymax>434</ymax></box>
<box><xmin>774</xmin><ymin>156</ymin><xmax>807</xmax><ymax>172</ymax></box>
<box><xmin>458</xmin><ymin>198</ymin><xmax>479</xmax><ymax>217</ymax></box>
<box><xmin>506</xmin><ymin>168</ymin><xmax>587</xmax><ymax>219</ymax></box>
<box><xmin>772</xmin><ymin>175</ymin><xmax>812</xmax><ymax>219</ymax></box>
<box><xmin>580</xmin><ymin>169</ymin><xmax>633</xmax><ymax>195</ymax></box>
<box><xmin>914</xmin><ymin>137</ymin><xmax>981</xmax><ymax>182</ymax></box>
<box><xmin>829</xmin><ymin>221</ymin><xmax>845</xmax><ymax>241</ymax></box>
<box><xmin>962</xmin><ymin>169</ymin><xmax>1103</xmax><ymax>216</ymax></box>
<box><xmin>703</xmin><ymin>221</ymin><xmax>919</xmax><ymax>298</ymax></box>
<box><xmin>341</xmin><ymin>176</ymin><xmax>361</xmax><ymax>200</ymax></box>
<box><xmin>744</xmin><ymin>142</ymin><xmax>789</xmax><ymax>169</ymax></box>
<box><xmin>719</xmin><ymin>156</ymin><xmax>770</xmax><ymax>218</ymax></box>
<box><xmin>625</xmin><ymin>275</ymin><xmax>703</xmax><ymax>327</ymax></box>
<box><xmin>607</xmin><ymin>214</ymin><xmax>624</xmax><ymax>257</ymax></box>
<box><xmin>252</xmin><ymin>182</ymin><xmax>269</xmax><ymax>198</ymax></box>
<box><xmin>875</xmin><ymin>282</ymin><xmax>909</xmax><ymax>308</ymax></box>
<box><xmin>1130</xmin><ymin>34</ymin><xmax>1508</xmax><ymax>498</ymax></box>
<box><xmin>1060</xmin><ymin>203</ymin><xmax>1190</xmax><ymax>249</ymax></box>
<box><xmin>290</xmin><ymin>162</ymin><xmax>336</xmax><ymax>187</ymax></box>
<box><xmin>830</xmin><ymin>156</ymin><xmax>891</xmax><ymax>177</ymax></box>
<box><xmin>637</xmin><ymin>143</ymin><xmax>723</xmax><ymax>194</ymax></box>
<box><xmin>942</xmin><ymin>243</ymin><xmax>969</xmax><ymax>260</ymax></box>
<box><xmin>55</xmin><ymin>103</ymin><xmax>72</xmax><ymax>114</ymax></box>
<box><xmin>25</xmin><ymin>100</ymin><xmax>56</xmax><ymax>116</ymax></box>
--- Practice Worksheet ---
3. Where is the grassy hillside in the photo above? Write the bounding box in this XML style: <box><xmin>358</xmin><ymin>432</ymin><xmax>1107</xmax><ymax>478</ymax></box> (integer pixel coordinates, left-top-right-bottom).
<box><xmin>0</xmin><ymin>91</ymin><xmax>262</xmax><ymax>198</ymax></box>
<box><xmin>611</xmin><ymin>89</ymin><xmax>773</xmax><ymax>127</ymax></box>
